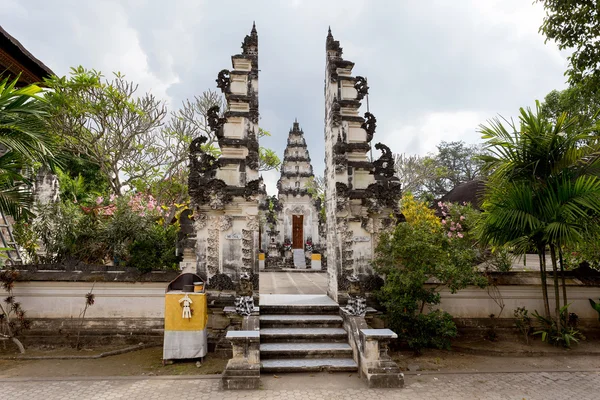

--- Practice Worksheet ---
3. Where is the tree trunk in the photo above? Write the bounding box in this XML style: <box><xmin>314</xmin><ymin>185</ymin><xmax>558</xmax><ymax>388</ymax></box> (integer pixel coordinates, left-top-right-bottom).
<box><xmin>559</xmin><ymin>247</ymin><xmax>568</xmax><ymax>306</ymax></box>
<box><xmin>550</xmin><ymin>244</ymin><xmax>561</xmax><ymax>332</ymax></box>
<box><xmin>538</xmin><ymin>247</ymin><xmax>551</xmax><ymax>318</ymax></box>
<box><xmin>11</xmin><ymin>337</ymin><xmax>25</xmax><ymax>354</ymax></box>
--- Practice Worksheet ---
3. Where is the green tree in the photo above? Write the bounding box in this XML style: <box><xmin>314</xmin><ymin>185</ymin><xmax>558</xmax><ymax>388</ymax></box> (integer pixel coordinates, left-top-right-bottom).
<box><xmin>151</xmin><ymin>91</ymin><xmax>281</xmax><ymax>225</ymax></box>
<box><xmin>45</xmin><ymin>67</ymin><xmax>168</xmax><ymax>196</ymax></box>
<box><xmin>537</xmin><ymin>0</ymin><xmax>600</xmax><ymax>93</ymax></box>
<box><xmin>374</xmin><ymin>195</ymin><xmax>485</xmax><ymax>353</ymax></box>
<box><xmin>541</xmin><ymin>85</ymin><xmax>600</xmax><ymax>131</ymax></box>
<box><xmin>0</xmin><ymin>76</ymin><xmax>58</xmax><ymax>219</ymax></box>
<box><xmin>478</xmin><ymin>102</ymin><xmax>600</xmax><ymax>332</ymax></box>
<box><xmin>394</xmin><ymin>141</ymin><xmax>485</xmax><ymax>201</ymax></box>
<box><xmin>436</xmin><ymin>141</ymin><xmax>485</xmax><ymax>188</ymax></box>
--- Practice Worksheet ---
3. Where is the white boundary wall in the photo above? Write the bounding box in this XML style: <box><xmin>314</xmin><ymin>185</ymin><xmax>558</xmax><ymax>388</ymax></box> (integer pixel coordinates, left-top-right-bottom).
<box><xmin>2</xmin><ymin>281</ymin><xmax>599</xmax><ymax>321</ymax></box>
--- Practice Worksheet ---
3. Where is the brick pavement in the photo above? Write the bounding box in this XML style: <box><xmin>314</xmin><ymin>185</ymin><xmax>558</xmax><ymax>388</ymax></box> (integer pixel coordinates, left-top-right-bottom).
<box><xmin>2</xmin><ymin>371</ymin><xmax>600</xmax><ymax>400</ymax></box>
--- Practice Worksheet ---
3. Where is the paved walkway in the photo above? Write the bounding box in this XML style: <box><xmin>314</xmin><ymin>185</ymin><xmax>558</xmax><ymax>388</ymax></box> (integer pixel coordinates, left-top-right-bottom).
<box><xmin>3</xmin><ymin>371</ymin><xmax>599</xmax><ymax>399</ymax></box>
<box><xmin>260</xmin><ymin>272</ymin><xmax>327</xmax><ymax>294</ymax></box>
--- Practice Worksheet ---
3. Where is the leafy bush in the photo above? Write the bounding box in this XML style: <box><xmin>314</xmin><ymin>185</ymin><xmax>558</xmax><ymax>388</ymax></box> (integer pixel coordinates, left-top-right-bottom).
<box><xmin>128</xmin><ymin>223</ymin><xmax>180</xmax><ymax>272</ymax></box>
<box><xmin>590</xmin><ymin>298</ymin><xmax>600</xmax><ymax>321</ymax></box>
<box><xmin>514</xmin><ymin>307</ymin><xmax>532</xmax><ymax>344</ymax></box>
<box><xmin>13</xmin><ymin>194</ymin><xmax>180</xmax><ymax>271</ymax></box>
<box><xmin>374</xmin><ymin>195</ymin><xmax>486</xmax><ymax>354</ymax></box>
<box><xmin>532</xmin><ymin>304</ymin><xmax>585</xmax><ymax>348</ymax></box>
<box><xmin>0</xmin><ymin>268</ymin><xmax>30</xmax><ymax>353</ymax></box>
<box><xmin>403</xmin><ymin>310</ymin><xmax>458</xmax><ymax>351</ymax></box>
<box><xmin>563</xmin><ymin>229</ymin><xmax>600</xmax><ymax>270</ymax></box>
<box><xmin>486</xmin><ymin>246</ymin><xmax>513</xmax><ymax>272</ymax></box>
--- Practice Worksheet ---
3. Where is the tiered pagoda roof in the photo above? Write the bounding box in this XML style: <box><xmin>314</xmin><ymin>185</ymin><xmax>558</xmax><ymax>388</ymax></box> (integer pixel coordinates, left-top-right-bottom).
<box><xmin>277</xmin><ymin>120</ymin><xmax>314</xmax><ymax>197</ymax></box>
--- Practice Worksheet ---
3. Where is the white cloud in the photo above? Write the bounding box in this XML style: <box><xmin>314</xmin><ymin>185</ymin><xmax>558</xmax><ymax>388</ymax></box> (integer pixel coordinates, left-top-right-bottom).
<box><xmin>261</xmin><ymin>169</ymin><xmax>280</xmax><ymax>197</ymax></box>
<box><xmin>2</xmin><ymin>0</ymin><xmax>572</xmax><ymax>179</ymax></box>
<box><xmin>382</xmin><ymin>111</ymin><xmax>486</xmax><ymax>156</ymax></box>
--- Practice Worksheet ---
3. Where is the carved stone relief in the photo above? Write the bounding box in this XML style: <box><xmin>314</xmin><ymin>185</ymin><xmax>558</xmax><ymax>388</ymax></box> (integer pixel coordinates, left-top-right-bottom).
<box><xmin>246</xmin><ymin>215</ymin><xmax>259</xmax><ymax>231</ymax></box>
<box><xmin>207</xmin><ymin>229</ymin><xmax>220</xmax><ymax>275</ymax></box>
<box><xmin>193</xmin><ymin>212</ymin><xmax>208</xmax><ymax>230</ymax></box>
<box><xmin>218</xmin><ymin>215</ymin><xmax>233</xmax><ymax>231</ymax></box>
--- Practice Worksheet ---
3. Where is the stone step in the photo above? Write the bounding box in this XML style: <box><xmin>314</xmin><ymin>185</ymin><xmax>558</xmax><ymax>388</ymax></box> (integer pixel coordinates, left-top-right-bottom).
<box><xmin>261</xmin><ymin>358</ymin><xmax>358</xmax><ymax>373</ymax></box>
<box><xmin>259</xmin><ymin>314</ymin><xmax>343</xmax><ymax>328</ymax></box>
<box><xmin>260</xmin><ymin>342</ymin><xmax>353</xmax><ymax>359</ymax></box>
<box><xmin>260</xmin><ymin>328</ymin><xmax>348</xmax><ymax>343</ymax></box>
<box><xmin>260</xmin><ymin>304</ymin><xmax>340</xmax><ymax>315</ymax></box>
<box><xmin>293</xmin><ymin>249</ymin><xmax>306</xmax><ymax>268</ymax></box>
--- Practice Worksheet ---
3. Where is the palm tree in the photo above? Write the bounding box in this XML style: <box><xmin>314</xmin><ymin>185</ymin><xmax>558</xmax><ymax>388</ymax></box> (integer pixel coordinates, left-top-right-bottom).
<box><xmin>0</xmin><ymin>76</ymin><xmax>58</xmax><ymax>219</ymax></box>
<box><xmin>478</xmin><ymin>102</ymin><xmax>600</xmax><ymax>329</ymax></box>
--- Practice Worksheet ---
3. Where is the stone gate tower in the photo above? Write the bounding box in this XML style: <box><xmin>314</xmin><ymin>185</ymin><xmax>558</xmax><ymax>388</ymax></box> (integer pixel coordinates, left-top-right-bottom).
<box><xmin>324</xmin><ymin>29</ymin><xmax>401</xmax><ymax>300</ymax></box>
<box><xmin>187</xmin><ymin>24</ymin><xmax>264</xmax><ymax>285</ymax></box>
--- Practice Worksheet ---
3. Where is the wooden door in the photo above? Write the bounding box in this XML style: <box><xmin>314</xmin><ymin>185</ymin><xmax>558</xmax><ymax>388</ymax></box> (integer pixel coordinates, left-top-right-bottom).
<box><xmin>292</xmin><ymin>215</ymin><xmax>303</xmax><ymax>249</ymax></box>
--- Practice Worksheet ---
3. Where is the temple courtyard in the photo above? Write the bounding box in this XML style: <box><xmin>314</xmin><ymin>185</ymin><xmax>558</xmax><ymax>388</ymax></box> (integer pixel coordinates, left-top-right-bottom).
<box><xmin>260</xmin><ymin>271</ymin><xmax>328</xmax><ymax>294</ymax></box>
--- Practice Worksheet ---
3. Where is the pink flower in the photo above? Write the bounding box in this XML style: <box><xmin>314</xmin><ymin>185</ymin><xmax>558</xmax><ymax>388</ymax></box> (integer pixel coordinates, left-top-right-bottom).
<box><xmin>457</xmin><ymin>232</ymin><xmax>464</xmax><ymax>238</ymax></box>
<box><xmin>460</xmin><ymin>215</ymin><xmax>465</xmax><ymax>221</ymax></box>
<box><xmin>96</xmin><ymin>196</ymin><xmax>103</xmax><ymax>205</ymax></box>
<box><xmin>456</xmin><ymin>223</ymin><xmax>462</xmax><ymax>230</ymax></box>
<box><xmin>109</xmin><ymin>194</ymin><xmax>116</xmax><ymax>202</ymax></box>
<box><xmin>450</xmin><ymin>226</ymin><xmax>456</xmax><ymax>231</ymax></box>
<box><xmin>438</xmin><ymin>201</ymin><xmax>443</xmax><ymax>208</ymax></box>
<box><xmin>442</xmin><ymin>211</ymin><xmax>447</xmax><ymax>217</ymax></box>
<box><xmin>441</xmin><ymin>219</ymin><xmax>446</xmax><ymax>225</ymax></box>
<box><xmin>447</xmin><ymin>232</ymin><xmax>453</xmax><ymax>238</ymax></box>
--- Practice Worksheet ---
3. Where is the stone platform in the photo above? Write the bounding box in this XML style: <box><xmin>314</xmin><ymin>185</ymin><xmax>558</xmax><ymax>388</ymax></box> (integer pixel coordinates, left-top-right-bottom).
<box><xmin>259</xmin><ymin>294</ymin><xmax>337</xmax><ymax>306</ymax></box>
<box><xmin>259</xmin><ymin>273</ymin><xmax>328</xmax><ymax>295</ymax></box>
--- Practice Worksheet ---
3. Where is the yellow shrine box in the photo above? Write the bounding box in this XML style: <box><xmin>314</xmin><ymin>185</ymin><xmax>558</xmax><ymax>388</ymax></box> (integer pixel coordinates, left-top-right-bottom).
<box><xmin>163</xmin><ymin>273</ymin><xmax>208</xmax><ymax>361</ymax></box>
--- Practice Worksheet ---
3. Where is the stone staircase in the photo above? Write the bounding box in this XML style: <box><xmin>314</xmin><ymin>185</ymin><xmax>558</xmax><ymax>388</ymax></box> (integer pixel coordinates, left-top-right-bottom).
<box><xmin>292</xmin><ymin>249</ymin><xmax>306</xmax><ymax>269</ymax></box>
<box><xmin>259</xmin><ymin>296</ymin><xmax>357</xmax><ymax>373</ymax></box>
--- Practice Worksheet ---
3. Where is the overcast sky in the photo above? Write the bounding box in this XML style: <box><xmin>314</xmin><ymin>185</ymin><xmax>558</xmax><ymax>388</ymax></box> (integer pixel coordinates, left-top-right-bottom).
<box><xmin>2</xmin><ymin>0</ymin><xmax>569</xmax><ymax>194</ymax></box>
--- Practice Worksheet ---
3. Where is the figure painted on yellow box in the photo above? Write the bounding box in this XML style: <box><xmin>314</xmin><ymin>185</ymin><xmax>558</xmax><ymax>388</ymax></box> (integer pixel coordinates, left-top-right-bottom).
<box><xmin>179</xmin><ymin>294</ymin><xmax>193</xmax><ymax>319</ymax></box>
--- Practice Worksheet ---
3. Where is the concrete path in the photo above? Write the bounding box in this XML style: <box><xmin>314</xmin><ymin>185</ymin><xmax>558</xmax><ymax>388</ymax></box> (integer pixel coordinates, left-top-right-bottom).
<box><xmin>260</xmin><ymin>272</ymin><xmax>327</xmax><ymax>294</ymax></box>
<box><xmin>3</xmin><ymin>371</ymin><xmax>600</xmax><ymax>399</ymax></box>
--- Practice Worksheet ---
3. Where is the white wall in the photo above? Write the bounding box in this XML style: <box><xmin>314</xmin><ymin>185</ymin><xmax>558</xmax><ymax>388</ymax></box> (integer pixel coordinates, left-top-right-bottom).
<box><xmin>5</xmin><ymin>281</ymin><xmax>166</xmax><ymax>319</ymax></box>
<box><xmin>3</xmin><ymin>281</ymin><xmax>598</xmax><ymax>321</ymax></box>
<box><xmin>432</xmin><ymin>284</ymin><xmax>600</xmax><ymax>320</ymax></box>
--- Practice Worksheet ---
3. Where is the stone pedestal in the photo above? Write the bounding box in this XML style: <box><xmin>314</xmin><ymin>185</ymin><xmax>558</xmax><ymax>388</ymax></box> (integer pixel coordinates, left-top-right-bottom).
<box><xmin>311</xmin><ymin>253</ymin><xmax>322</xmax><ymax>270</ymax></box>
<box><xmin>221</xmin><ymin>330</ymin><xmax>260</xmax><ymax>390</ymax></box>
<box><xmin>359</xmin><ymin>329</ymin><xmax>404</xmax><ymax>388</ymax></box>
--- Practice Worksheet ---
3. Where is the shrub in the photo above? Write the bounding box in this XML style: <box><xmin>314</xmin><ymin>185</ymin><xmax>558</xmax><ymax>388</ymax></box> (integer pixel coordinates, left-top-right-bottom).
<box><xmin>486</xmin><ymin>246</ymin><xmax>513</xmax><ymax>272</ymax></box>
<box><xmin>13</xmin><ymin>194</ymin><xmax>180</xmax><ymax>271</ymax></box>
<box><xmin>374</xmin><ymin>196</ymin><xmax>486</xmax><ymax>354</ymax></box>
<box><xmin>128</xmin><ymin>223</ymin><xmax>180</xmax><ymax>272</ymax></box>
<box><xmin>514</xmin><ymin>307</ymin><xmax>532</xmax><ymax>344</ymax></box>
<box><xmin>532</xmin><ymin>304</ymin><xmax>585</xmax><ymax>348</ymax></box>
<box><xmin>0</xmin><ymin>268</ymin><xmax>30</xmax><ymax>353</ymax></box>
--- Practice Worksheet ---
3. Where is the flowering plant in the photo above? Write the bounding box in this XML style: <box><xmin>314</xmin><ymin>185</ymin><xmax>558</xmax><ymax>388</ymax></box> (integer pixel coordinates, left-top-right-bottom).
<box><xmin>91</xmin><ymin>193</ymin><xmax>159</xmax><ymax>217</ymax></box>
<box><xmin>437</xmin><ymin>201</ymin><xmax>479</xmax><ymax>240</ymax></box>
<box><xmin>283</xmin><ymin>240</ymin><xmax>292</xmax><ymax>252</ymax></box>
